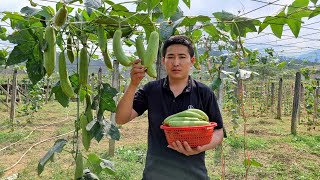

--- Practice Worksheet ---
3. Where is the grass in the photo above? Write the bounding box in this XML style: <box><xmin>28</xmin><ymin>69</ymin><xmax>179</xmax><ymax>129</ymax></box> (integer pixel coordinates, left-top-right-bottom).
<box><xmin>0</xmin><ymin>100</ymin><xmax>319</xmax><ymax>180</ymax></box>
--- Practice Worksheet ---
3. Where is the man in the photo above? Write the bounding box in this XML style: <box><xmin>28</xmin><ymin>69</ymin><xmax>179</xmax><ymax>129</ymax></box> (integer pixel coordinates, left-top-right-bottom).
<box><xmin>115</xmin><ymin>35</ymin><xmax>224</xmax><ymax>180</ymax></box>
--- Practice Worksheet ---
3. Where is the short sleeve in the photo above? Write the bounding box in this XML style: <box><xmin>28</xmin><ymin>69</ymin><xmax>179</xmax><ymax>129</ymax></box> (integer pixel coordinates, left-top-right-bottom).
<box><xmin>204</xmin><ymin>91</ymin><xmax>223</xmax><ymax>129</ymax></box>
<box><xmin>133</xmin><ymin>84</ymin><xmax>149</xmax><ymax>116</ymax></box>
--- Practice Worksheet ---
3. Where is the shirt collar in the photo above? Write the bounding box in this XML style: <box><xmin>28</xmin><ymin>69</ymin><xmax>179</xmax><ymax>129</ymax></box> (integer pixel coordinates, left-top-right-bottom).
<box><xmin>162</xmin><ymin>75</ymin><xmax>195</xmax><ymax>93</ymax></box>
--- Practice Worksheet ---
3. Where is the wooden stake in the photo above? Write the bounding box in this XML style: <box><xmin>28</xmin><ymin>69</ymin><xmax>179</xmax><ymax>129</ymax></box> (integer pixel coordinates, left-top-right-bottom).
<box><xmin>109</xmin><ymin>61</ymin><xmax>120</xmax><ymax>157</ymax></box>
<box><xmin>291</xmin><ymin>72</ymin><xmax>301</xmax><ymax>135</ymax></box>
<box><xmin>10</xmin><ymin>70</ymin><xmax>17</xmax><ymax>126</ymax></box>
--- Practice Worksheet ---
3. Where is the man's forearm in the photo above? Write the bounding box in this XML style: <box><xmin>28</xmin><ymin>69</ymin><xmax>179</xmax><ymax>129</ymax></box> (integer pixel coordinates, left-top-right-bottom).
<box><xmin>115</xmin><ymin>83</ymin><xmax>138</xmax><ymax>124</ymax></box>
<box><xmin>208</xmin><ymin>128</ymin><xmax>224</xmax><ymax>150</ymax></box>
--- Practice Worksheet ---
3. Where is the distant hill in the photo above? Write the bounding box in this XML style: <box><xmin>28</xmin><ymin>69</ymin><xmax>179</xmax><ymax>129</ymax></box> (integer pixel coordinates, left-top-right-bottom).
<box><xmin>296</xmin><ymin>49</ymin><xmax>320</xmax><ymax>62</ymax></box>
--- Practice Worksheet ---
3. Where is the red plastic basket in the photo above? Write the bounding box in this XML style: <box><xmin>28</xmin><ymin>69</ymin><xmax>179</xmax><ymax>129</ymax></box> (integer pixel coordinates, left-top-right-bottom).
<box><xmin>160</xmin><ymin>122</ymin><xmax>217</xmax><ymax>147</ymax></box>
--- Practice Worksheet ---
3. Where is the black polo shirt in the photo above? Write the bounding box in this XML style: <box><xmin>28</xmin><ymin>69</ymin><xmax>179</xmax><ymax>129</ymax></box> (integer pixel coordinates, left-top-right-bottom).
<box><xmin>133</xmin><ymin>76</ymin><xmax>223</xmax><ymax>180</ymax></box>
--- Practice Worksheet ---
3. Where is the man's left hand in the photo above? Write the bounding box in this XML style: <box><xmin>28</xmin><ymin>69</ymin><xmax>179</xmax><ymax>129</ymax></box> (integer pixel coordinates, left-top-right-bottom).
<box><xmin>167</xmin><ymin>141</ymin><xmax>208</xmax><ymax>156</ymax></box>
<box><xmin>167</xmin><ymin>129</ymin><xmax>224</xmax><ymax>156</ymax></box>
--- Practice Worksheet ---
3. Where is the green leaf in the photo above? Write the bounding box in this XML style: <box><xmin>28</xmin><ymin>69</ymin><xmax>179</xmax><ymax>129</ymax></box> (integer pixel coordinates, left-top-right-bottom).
<box><xmin>116</xmin><ymin>12</ymin><xmax>154</xmax><ymax>39</ymax></box>
<box><xmin>287</xmin><ymin>0</ymin><xmax>309</xmax><ymax>15</ymax></box>
<box><xmin>213</xmin><ymin>11</ymin><xmax>236</xmax><ymax>21</ymax></box>
<box><xmin>99</xmin><ymin>83</ymin><xmax>117</xmax><ymax>113</ymax></box>
<box><xmin>38</xmin><ymin>6</ymin><xmax>55</xmax><ymax>21</ymax></box>
<box><xmin>0</xmin><ymin>49</ymin><xmax>8</xmax><ymax>65</ymax></box>
<box><xmin>160</xmin><ymin>21</ymin><xmax>174</xmax><ymax>41</ymax></box>
<box><xmin>259</xmin><ymin>7</ymin><xmax>286</xmax><ymax>38</ymax></box>
<box><xmin>203</xmin><ymin>24</ymin><xmax>220</xmax><ymax>41</ymax></box>
<box><xmin>37</xmin><ymin>139</ymin><xmax>67</xmax><ymax>175</ymax></box>
<box><xmin>147</xmin><ymin>0</ymin><xmax>160</xmax><ymax>12</ymax></box>
<box><xmin>213</xmin><ymin>11</ymin><xmax>259</xmax><ymax>37</ymax></box>
<box><xmin>309</xmin><ymin>6</ymin><xmax>320</xmax><ymax>19</ymax></box>
<box><xmin>243</xmin><ymin>158</ymin><xmax>263</xmax><ymax>167</ymax></box>
<box><xmin>26</xmin><ymin>45</ymin><xmax>45</xmax><ymax>85</ymax></box>
<box><xmin>86</xmin><ymin>153</ymin><xmax>115</xmax><ymax>175</ymax></box>
<box><xmin>170</xmin><ymin>7</ymin><xmax>184</xmax><ymax>22</ymax></box>
<box><xmin>7</xmin><ymin>29</ymin><xmax>35</xmax><ymax>45</ymax></box>
<box><xmin>286</xmin><ymin>17</ymin><xmax>301</xmax><ymax>38</ymax></box>
<box><xmin>6</xmin><ymin>44</ymin><xmax>31</xmax><ymax>66</ymax></box>
<box><xmin>210</xmin><ymin>77</ymin><xmax>222</xmax><ymax>91</ymax></box>
<box><xmin>100</xmin><ymin>159</ymin><xmax>116</xmax><ymax>175</ymax></box>
<box><xmin>162</xmin><ymin>0</ymin><xmax>179</xmax><ymax>19</ymax></box>
<box><xmin>0</xmin><ymin>26</ymin><xmax>7</xmax><ymax>40</ymax></box>
<box><xmin>136</xmin><ymin>1</ymin><xmax>148</xmax><ymax>11</ymax></box>
<box><xmin>51</xmin><ymin>82</ymin><xmax>70</xmax><ymax>107</ymax></box>
<box><xmin>179</xmin><ymin>15</ymin><xmax>210</xmax><ymax>26</ymax></box>
<box><xmin>231</xmin><ymin>19</ymin><xmax>259</xmax><ymax>37</ymax></box>
<box><xmin>192</xmin><ymin>29</ymin><xmax>202</xmax><ymax>42</ymax></box>
<box><xmin>108</xmin><ymin>123</ymin><xmax>121</xmax><ymax>140</ymax></box>
<box><xmin>182</xmin><ymin>0</ymin><xmax>191</xmax><ymax>8</ymax></box>
<box><xmin>87</xmin><ymin>153</ymin><xmax>102</xmax><ymax>174</ymax></box>
<box><xmin>111</xmin><ymin>4</ymin><xmax>129</xmax><ymax>12</ymax></box>
<box><xmin>277</xmin><ymin>61</ymin><xmax>287</xmax><ymax>69</ymax></box>
<box><xmin>20</xmin><ymin>6</ymin><xmax>41</xmax><ymax>16</ymax></box>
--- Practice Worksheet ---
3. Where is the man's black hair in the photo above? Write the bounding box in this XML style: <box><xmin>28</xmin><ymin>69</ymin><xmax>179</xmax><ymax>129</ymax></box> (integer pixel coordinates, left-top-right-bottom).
<box><xmin>161</xmin><ymin>35</ymin><xmax>194</xmax><ymax>58</ymax></box>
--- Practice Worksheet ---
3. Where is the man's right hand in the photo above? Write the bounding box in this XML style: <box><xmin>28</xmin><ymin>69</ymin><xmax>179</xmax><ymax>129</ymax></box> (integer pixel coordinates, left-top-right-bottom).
<box><xmin>130</xmin><ymin>59</ymin><xmax>146</xmax><ymax>87</ymax></box>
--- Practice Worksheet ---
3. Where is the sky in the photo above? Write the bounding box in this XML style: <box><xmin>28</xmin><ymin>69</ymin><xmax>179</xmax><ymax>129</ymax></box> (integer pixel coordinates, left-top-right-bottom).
<box><xmin>0</xmin><ymin>0</ymin><xmax>319</xmax><ymax>57</ymax></box>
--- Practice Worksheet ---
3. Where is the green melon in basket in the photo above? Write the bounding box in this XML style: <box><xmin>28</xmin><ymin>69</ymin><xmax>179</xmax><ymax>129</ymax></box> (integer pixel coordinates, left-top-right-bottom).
<box><xmin>163</xmin><ymin>109</ymin><xmax>209</xmax><ymax>127</ymax></box>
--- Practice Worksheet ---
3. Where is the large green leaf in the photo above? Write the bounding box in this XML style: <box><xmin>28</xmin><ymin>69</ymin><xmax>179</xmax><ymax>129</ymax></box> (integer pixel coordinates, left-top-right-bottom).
<box><xmin>110</xmin><ymin>3</ymin><xmax>129</xmax><ymax>13</ymax></box>
<box><xmin>309</xmin><ymin>6</ymin><xmax>320</xmax><ymax>19</ymax></box>
<box><xmin>7</xmin><ymin>29</ymin><xmax>35</xmax><ymax>45</ymax></box>
<box><xmin>0</xmin><ymin>26</ymin><xmax>7</xmax><ymax>40</ymax></box>
<box><xmin>286</xmin><ymin>0</ymin><xmax>311</xmax><ymax>37</ymax></box>
<box><xmin>50</xmin><ymin>81</ymin><xmax>70</xmax><ymax>107</ymax></box>
<box><xmin>136</xmin><ymin>1</ymin><xmax>148</xmax><ymax>11</ymax></box>
<box><xmin>287</xmin><ymin>0</ymin><xmax>309</xmax><ymax>15</ymax></box>
<box><xmin>87</xmin><ymin>153</ymin><xmax>115</xmax><ymax>175</ymax></box>
<box><xmin>160</xmin><ymin>21</ymin><xmax>174</xmax><ymax>41</ymax></box>
<box><xmin>6</xmin><ymin>44</ymin><xmax>32</xmax><ymax>66</ymax></box>
<box><xmin>210</xmin><ymin>77</ymin><xmax>222</xmax><ymax>91</ymax></box>
<box><xmin>203</xmin><ymin>24</ymin><xmax>220</xmax><ymax>41</ymax></box>
<box><xmin>213</xmin><ymin>11</ymin><xmax>236</xmax><ymax>21</ymax></box>
<box><xmin>259</xmin><ymin>7</ymin><xmax>286</xmax><ymax>38</ymax></box>
<box><xmin>179</xmin><ymin>15</ymin><xmax>210</xmax><ymax>26</ymax></box>
<box><xmin>0</xmin><ymin>49</ymin><xmax>8</xmax><ymax>65</ymax></box>
<box><xmin>147</xmin><ymin>0</ymin><xmax>161</xmax><ymax>12</ymax></box>
<box><xmin>26</xmin><ymin>44</ymin><xmax>45</xmax><ymax>85</ymax></box>
<box><xmin>98</xmin><ymin>83</ymin><xmax>117</xmax><ymax>114</ymax></box>
<box><xmin>170</xmin><ymin>7</ymin><xmax>184</xmax><ymax>22</ymax></box>
<box><xmin>38</xmin><ymin>6</ymin><xmax>55</xmax><ymax>21</ymax></box>
<box><xmin>192</xmin><ymin>29</ymin><xmax>202</xmax><ymax>42</ymax></box>
<box><xmin>118</xmin><ymin>12</ymin><xmax>155</xmax><ymax>40</ymax></box>
<box><xmin>213</xmin><ymin>11</ymin><xmax>260</xmax><ymax>37</ymax></box>
<box><xmin>286</xmin><ymin>17</ymin><xmax>302</xmax><ymax>38</ymax></box>
<box><xmin>162</xmin><ymin>0</ymin><xmax>179</xmax><ymax>19</ymax></box>
<box><xmin>20</xmin><ymin>6</ymin><xmax>41</xmax><ymax>16</ymax></box>
<box><xmin>37</xmin><ymin>139</ymin><xmax>67</xmax><ymax>175</ymax></box>
<box><xmin>243</xmin><ymin>158</ymin><xmax>263</xmax><ymax>167</ymax></box>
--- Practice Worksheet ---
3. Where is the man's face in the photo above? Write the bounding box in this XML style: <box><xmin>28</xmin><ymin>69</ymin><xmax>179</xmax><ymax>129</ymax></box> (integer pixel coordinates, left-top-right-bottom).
<box><xmin>162</xmin><ymin>44</ymin><xmax>195</xmax><ymax>80</ymax></box>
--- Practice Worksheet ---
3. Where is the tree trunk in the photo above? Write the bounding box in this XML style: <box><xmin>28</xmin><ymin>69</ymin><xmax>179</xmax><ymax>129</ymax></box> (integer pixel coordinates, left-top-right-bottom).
<box><xmin>156</xmin><ymin>42</ymin><xmax>166</xmax><ymax>80</ymax></box>
<box><xmin>276</xmin><ymin>78</ymin><xmax>283</xmax><ymax>119</ymax></box>
<box><xmin>109</xmin><ymin>61</ymin><xmax>120</xmax><ymax>156</ymax></box>
<box><xmin>291</xmin><ymin>72</ymin><xmax>301</xmax><ymax>135</ymax></box>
